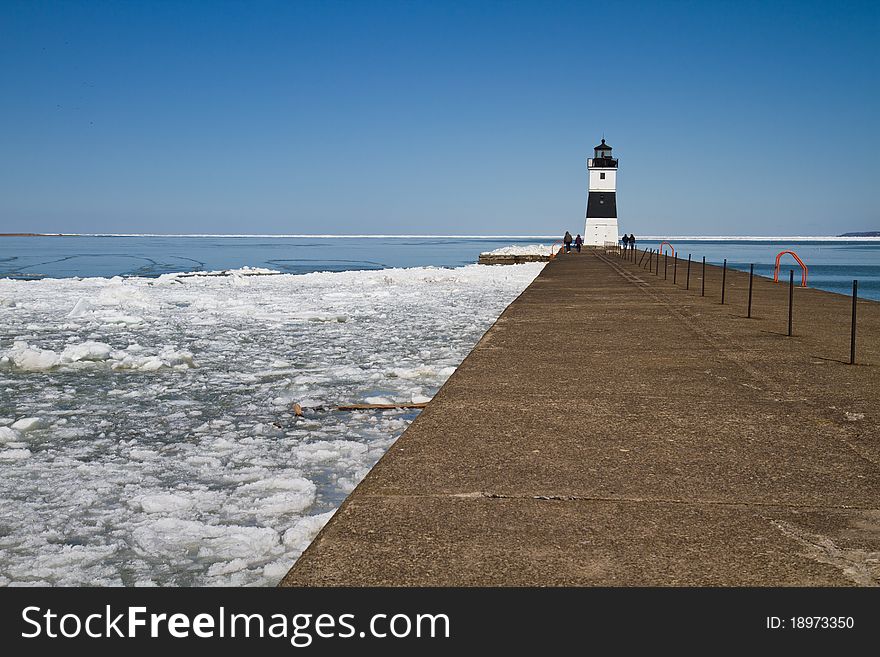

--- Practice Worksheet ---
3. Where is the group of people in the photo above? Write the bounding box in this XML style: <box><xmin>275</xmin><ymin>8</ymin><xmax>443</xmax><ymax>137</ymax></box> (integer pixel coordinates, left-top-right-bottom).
<box><xmin>561</xmin><ymin>231</ymin><xmax>637</xmax><ymax>253</ymax></box>
<box><xmin>562</xmin><ymin>231</ymin><xmax>583</xmax><ymax>253</ymax></box>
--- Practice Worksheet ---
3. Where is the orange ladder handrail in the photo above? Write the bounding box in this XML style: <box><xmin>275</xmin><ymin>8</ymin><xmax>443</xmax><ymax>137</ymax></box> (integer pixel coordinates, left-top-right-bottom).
<box><xmin>549</xmin><ymin>241</ymin><xmax>562</xmax><ymax>260</ymax></box>
<box><xmin>659</xmin><ymin>241</ymin><xmax>676</xmax><ymax>257</ymax></box>
<box><xmin>774</xmin><ymin>250</ymin><xmax>808</xmax><ymax>287</ymax></box>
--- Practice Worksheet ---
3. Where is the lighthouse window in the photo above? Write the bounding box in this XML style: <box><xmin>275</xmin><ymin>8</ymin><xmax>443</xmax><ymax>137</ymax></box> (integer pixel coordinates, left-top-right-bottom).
<box><xmin>600</xmin><ymin>172</ymin><xmax>606</xmax><ymax>179</ymax></box>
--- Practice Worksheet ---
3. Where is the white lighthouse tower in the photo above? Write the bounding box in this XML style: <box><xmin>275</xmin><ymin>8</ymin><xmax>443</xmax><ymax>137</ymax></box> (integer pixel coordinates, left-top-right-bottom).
<box><xmin>584</xmin><ymin>138</ymin><xmax>619</xmax><ymax>246</ymax></box>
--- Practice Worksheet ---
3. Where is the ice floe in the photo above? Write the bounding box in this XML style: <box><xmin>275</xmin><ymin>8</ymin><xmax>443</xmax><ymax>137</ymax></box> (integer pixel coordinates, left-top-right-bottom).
<box><xmin>0</xmin><ymin>263</ymin><xmax>543</xmax><ymax>585</ymax></box>
<box><xmin>480</xmin><ymin>244</ymin><xmax>554</xmax><ymax>256</ymax></box>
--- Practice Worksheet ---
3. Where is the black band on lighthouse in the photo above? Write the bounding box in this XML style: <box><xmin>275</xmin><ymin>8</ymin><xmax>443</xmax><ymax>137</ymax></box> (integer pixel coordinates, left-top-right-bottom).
<box><xmin>586</xmin><ymin>192</ymin><xmax>617</xmax><ymax>219</ymax></box>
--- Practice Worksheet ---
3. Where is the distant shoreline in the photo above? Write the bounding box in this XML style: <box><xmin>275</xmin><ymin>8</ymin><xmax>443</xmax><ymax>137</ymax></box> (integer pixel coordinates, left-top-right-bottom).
<box><xmin>0</xmin><ymin>233</ymin><xmax>64</xmax><ymax>237</ymax></box>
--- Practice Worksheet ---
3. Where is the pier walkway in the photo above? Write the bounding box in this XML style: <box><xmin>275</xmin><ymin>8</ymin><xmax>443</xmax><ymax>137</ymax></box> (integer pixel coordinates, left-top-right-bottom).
<box><xmin>282</xmin><ymin>250</ymin><xmax>880</xmax><ymax>586</ymax></box>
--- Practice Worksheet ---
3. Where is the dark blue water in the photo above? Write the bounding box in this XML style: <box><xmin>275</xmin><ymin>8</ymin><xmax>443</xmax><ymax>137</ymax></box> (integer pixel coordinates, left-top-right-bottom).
<box><xmin>0</xmin><ymin>236</ymin><xmax>540</xmax><ymax>278</ymax></box>
<box><xmin>640</xmin><ymin>239</ymin><xmax>880</xmax><ymax>301</ymax></box>
<box><xmin>1</xmin><ymin>235</ymin><xmax>878</xmax><ymax>300</ymax></box>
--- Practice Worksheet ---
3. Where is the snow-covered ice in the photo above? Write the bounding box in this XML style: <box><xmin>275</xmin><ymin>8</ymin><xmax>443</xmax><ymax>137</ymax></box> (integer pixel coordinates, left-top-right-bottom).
<box><xmin>480</xmin><ymin>244</ymin><xmax>554</xmax><ymax>257</ymax></box>
<box><xmin>11</xmin><ymin>417</ymin><xmax>46</xmax><ymax>432</ymax></box>
<box><xmin>0</xmin><ymin>263</ymin><xmax>543</xmax><ymax>586</ymax></box>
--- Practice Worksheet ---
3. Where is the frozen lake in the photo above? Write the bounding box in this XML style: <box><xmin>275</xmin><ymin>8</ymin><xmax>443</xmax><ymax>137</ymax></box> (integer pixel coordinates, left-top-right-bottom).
<box><xmin>0</xmin><ymin>263</ymin><xmax>544</xmax><ymax>585</ymax></box>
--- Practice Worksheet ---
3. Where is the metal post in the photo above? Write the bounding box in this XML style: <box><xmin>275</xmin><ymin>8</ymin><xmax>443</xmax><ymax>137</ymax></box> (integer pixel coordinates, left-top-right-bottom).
<box><xmin>721</xmin><ymin>259</ymin><xmax>727</xmax><ymax>304</ymax></box>
<box><xmin>638</xmin><ymin>249</ymin><xmax>646</xmax><ymax>267</ymax></box>
<box><xmin>747</xmin><ymin>264</ymin><xmax>754</xmax><ymax>318</ymax></box>
<box><xmin>686</xmin><ymin>254</ymin><xmax>691</xmax><ymax>290</ymax></box>
<box><xmin>788</xmin><ymin>269</ymin><xmax>794</xmax><ymax>337</ymax></box>
<box><xmin>664</xmin><ymin>253</ymin><xmax>668</xmax><ymax>280</ymax></box>
<box><xmin>701</xmin><ymin>256</ymin><xmax>706</xmax><ymax>297</ymax></box>
<box><xmin>851</xmin><ymin>280</ymin><xmax>858</xmax><ymax>365</ymax></box>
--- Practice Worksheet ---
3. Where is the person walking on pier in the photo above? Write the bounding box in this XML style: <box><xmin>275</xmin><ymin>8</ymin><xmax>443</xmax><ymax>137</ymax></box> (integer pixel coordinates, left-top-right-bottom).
<box><xmin>563</xmin><ymin>231</ymin><xmax>573</xmax><ymax>253</ymax></box>
<box><xmin>620</xmin><ymin>234</ymin><xmax>629</xmax><ymax>251</ymax></box>
<box><xmin>575</xmin><ymin>234</ymin><xmax>583</xmax><ymax>253</ymax></box>
<box><xmin>629</xmin><ymin>234</ymin><xmax>636</xmax><ymax>251</ymax></box>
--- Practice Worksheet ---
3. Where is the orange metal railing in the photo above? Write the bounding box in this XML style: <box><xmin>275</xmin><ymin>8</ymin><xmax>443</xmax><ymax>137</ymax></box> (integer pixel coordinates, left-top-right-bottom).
<box><xmin>774</xmin><ymin>250</ymin><xmax>808</xmax><ymax>287</ymax></box>
<box><xmin>659</xmin><ymin>241</ymin><xmax>676</xmax><ymax>257</ymax></box>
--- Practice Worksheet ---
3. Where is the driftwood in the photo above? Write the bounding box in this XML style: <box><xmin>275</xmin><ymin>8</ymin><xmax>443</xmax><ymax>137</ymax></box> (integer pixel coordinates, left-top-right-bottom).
<box><xmin>337</xmin><ymin>402</ymin><xmax>429</xmax><ymax>411</ymax></box>
<box><xmin>291</xmin><ymin>401</ymin><xmax>430</xmax><ymax>414</ymax></box>
<box><xmin>175</xmin><ymin>270</ymin><xmax>282</xmax><ymax>278</ymax></box>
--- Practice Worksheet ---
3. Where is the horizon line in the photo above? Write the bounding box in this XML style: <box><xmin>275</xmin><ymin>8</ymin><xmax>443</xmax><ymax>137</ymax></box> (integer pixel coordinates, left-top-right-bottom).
<box><xmin>3</xmin><ymin>233</ymin><xmax>880</xmax><ymax>241</ymax></box>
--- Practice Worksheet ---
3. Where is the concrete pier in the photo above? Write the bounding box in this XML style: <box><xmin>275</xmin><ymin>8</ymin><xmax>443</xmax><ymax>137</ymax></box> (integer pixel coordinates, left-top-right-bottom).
<box><xmin>282</xmin><ymin>249</ymin><xmax>880</xmax><ymax>586</ymax></box>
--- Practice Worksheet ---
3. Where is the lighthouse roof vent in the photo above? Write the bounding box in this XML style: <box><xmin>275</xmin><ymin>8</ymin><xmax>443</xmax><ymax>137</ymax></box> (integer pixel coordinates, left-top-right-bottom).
<box><xmin>594</xmin><ymin>138</ymin><xmax>612</xmax><ymax>151</ymax></box>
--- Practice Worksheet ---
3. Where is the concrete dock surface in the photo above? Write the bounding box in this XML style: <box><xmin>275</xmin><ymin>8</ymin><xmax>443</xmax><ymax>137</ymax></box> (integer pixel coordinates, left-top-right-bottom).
<box><xmin>282</xmin><ymin>249</ymin><xmax>880</xmax><ymax>586</ymax></box>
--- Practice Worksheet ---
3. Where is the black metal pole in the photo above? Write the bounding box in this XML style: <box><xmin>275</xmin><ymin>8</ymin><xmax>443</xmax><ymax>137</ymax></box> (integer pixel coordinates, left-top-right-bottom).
<box><xmin>747</xmin><ymin>264</ymin><xmax>754</xmax><ymax>318</ymax></box>
<box><xmin>701</xmin><ymin>256</ymin><xmax>706</xmax><ymax>297</ymax></box>
<box><xmin>673</xmin><ymin>254</ymin><xmax>678</xmax><ymax>284</ymax></box>
<box><xmin>686</xmin><ymin>254</ymin><xmax>691</xmax><ymax>290</ymax></box>
<box><xmin>851</xmin><ymin>279</ymin><xmax>858</xmax><ymax>365</ymax></box>
<box><xmin>788</xmin><ymin>269</ymin><xmax>794</xmax><ymax>337</ymax></box>
<box><xmin>721</xmin><ymin>258</ymin><xmax>727</xmax><ymax>304</ymax></box>
<box><xmin>664</xmin><ymin>253</ymin><xmax>668</xmax><ymax>280</ymax></box>
<box><xmin>638</xmin><ymin>249</ymin><xmax>646</xmax><ymax>267</ymax></box>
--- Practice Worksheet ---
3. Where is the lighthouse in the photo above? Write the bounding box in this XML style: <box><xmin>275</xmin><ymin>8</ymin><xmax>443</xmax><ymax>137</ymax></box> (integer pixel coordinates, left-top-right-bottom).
<box><xmin>584</xmin><ymin>138</ymin><xmax>619</xmax><ymax>246</ymax></box>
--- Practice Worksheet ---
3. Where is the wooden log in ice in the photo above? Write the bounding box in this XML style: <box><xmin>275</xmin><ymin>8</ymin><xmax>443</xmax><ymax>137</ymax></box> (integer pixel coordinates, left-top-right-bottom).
<box><xmin>337</xmin><ymin>402</ymin><xmax>429</xmax><ymax>411</ymax></box>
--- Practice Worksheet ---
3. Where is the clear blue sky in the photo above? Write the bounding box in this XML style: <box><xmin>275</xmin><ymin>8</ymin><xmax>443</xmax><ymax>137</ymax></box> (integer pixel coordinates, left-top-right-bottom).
<box><xmin>1</xmin><ymin>0</ymin><xmax>877</xmax><ymax>235</ymax></box>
